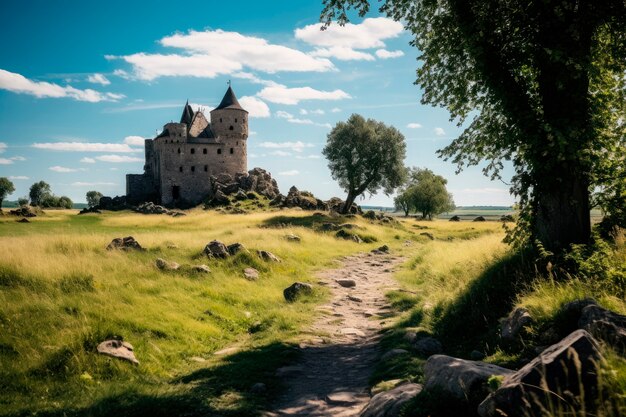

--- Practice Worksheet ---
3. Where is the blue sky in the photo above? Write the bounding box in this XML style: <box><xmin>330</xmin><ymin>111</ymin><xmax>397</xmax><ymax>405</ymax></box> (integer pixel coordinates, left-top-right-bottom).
<box><xmin>0</xmin><ymin>0</ymin><xmax>514</xmax><ymax>206</ymax></box>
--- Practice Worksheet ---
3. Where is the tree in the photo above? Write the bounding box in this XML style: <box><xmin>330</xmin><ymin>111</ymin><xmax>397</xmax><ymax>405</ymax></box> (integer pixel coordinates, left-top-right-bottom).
<box><xmin>321</xmin><ymin>1</ymin><xmax>626</xmax><ymax>251</ymax></box>
<box><xmin>29</xmin><ymin>181</ymin><xmax>51</xmax><ymax>206</ymax></box>
<box><xmin>0</xmin><ymin>177</ymin><xmax>15</xmax><ymax>209</ymax></box>
<box><xmin>323</xmin><ymin>114</ymin><xmax>407</xmax><ymax>214</ymax></box>
<box><xmin>398</xmin><ymin>168</ymin><xmax>455</xmax><ymax>219</ymax></box>
<box><xmin>86</xmin><ymin>191</ymin><xmax>103</xmax><ymax>208</ymax></box>
<box><xmin>17</xmin><ymin>197</ymin><xmax>28</xmax><ymax>206</ymax></box>
<box><xmin>394</xmin><ymin>188</ymin><xmax>413</xmax><ymax>216</ymax></box>
<box><xmin>57</xmin><ymin>196</ymin><xmax>73</xmax><ymax>209</ymax></box>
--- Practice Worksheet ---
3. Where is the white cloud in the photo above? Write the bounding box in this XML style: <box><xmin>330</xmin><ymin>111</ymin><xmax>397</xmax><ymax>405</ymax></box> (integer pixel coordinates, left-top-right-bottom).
<box><xmin>0</xmin><ymin>69</ymin><xmax>124</xmax><ymax>102</ymax></box>
<box><xmin>232</xmin><ymin>71</ymin><xmax>279</xmax><ymax>87</ymax></box>
<box><xmin>0</xmin><ymin>158</ymin><xmax>13</xmax><ymax>165</ymax></box>
<box><xmin>295</xmin><ymin>17</ymin><xmax>403</xmax><ymax>49</ymax></box>
<box><xmin>288</xmin><ymin>118</ymin><xmax>315</xmax><ymax>125</ymax></box>
<box><xmin>274</xmin><ymin>110</ymin><xmax>329</xmax><ymax>127</ymax></box>
<box><xmin>87</xmin><ymin>73</ymin><xmax>111</xmax><ymax>85</ymax></box>
<box><xmin>96</xmin><ymin>155</ymin><xmax>143</xmax><ymax>163</ymax></box>
<box><xmin>295</xmin><ymin>154</ymin><xmax>321</xmax><ymax>159</ymax></box>
<box><xmin>331</xmin><ymin>107</ymin><xmax>341</xmax><ymax>113</ymax></box>
<box><xmin>276</xmin><ymin>110</ymin><xmax>294</xmax><ymax>119</ymax></box>
<box><xmin>123</xmin><ymin>135</ymin><xmax>146</xmax><ymax>146</ymax></box>
<box><xmin>238</xmin><ymin>96</ymin><xmax>270</xmax><ymax>118</ymax></box>
<box><xmin>114</xmin><ymin>29</ymin><xmax>335</xmax><ymax>81</ymax></box>
<box><xmin>434</xmin><ymin>127</ymin><xmax>446</xmax><ymax>136</ymax></box>
<box><xmin>10</xmin><ymin>156</ymin><xmax>26</xmax><ymax>161</ymax></box>
<box><xmin>407</xmin><ymin>123</ymin><xmax>422</xmax><ymax>129</ymax></box>
<box><xmin>32</xmin><ymin>142</ymin><xmax>138</xmax><ymax>153</ymax></box>
<box><xmin>258</xmin><ymin>141</ymin><xmax>314</xmax><ymax>153</ymax></box>
<box><xmin>375</xmin><ymin>49</ymin><xmax>404</xmax><ymax>59</ymax></box>
<box><xmin>72</xmin><ymin>181</ymin><xmax>117</xmax><ymax>187</ymax></box>
<box><xmin>9</xmin><ymin>175</ymin><xmax>29</xmax><ymax>180</ymax></box>
<box><xmin>258</xmin><ymin>85</ymin><xmax>350</xmax><ymax>105</ymax></box>
<box><xmin>0</xmin><ymin>142</ymin><xmax>6</xmax><ymax>153</ymax></box>
<box><xmin>80</xmin><ymin>157</ymin><xmax>96</xmax><ymax>163</ymax></box>
<box><xmin>311</xmin><ymin>46</ymin><xmax>375</xmax><ymax>61</ymax></box>
<box><xmin>311</xmin><ymin>109</ymin><xmax>325</xmax><ymax>115</ymax></box>
<box><xmin>278</xmin><ymin>170</ymin><xmax>299</xmax><ymax>176</ymax></box>
<box><xmin>50</xmin><ymin>166</ymin><xmax>79</xmax><ymax>173</ymax></box>
<box><xmin>269</xmin><ymin>150</ymin><xmax>292</xmax><ymax>157</ymax></box>
<box><xmin>249</xmin><ymin>131</ymin><xmax>258</xmax><ymax>136</ymax></box>
<box><xmin>113</xmin><ymin>69</ymin><xmax>130</xmax><ymax>79</ymax></box>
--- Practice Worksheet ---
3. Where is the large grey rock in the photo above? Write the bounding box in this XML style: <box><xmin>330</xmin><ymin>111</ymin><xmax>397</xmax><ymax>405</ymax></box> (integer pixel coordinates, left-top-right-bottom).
<box><xmin>283</xmin><ymin>282</ymin><xmax>313</xmax><ymax>302</ymax></box>
<box><xmin>243</xmin><ymin>267</ymin><xmax>259</xmax><ymax>281</ymax></box>
<box><xmin>360</xmin><ymin>382</ymin><xmax>422</xmax><ymax>417</ymax></box>
<box><xmin>191</xmin><ymin>264</ymin><xmax>211</xmax><ymax>273</ymax></box>
<box><xmin>97</xmin><ymin>339</ymin><xmax>139</xmax><ymax>365</ymax></box>
<box><xmin>155</xmin><ymin>258</ymin><xmax>180</xmax><ymax>271</ymax></box>
<box><xmin>501</xmin><ymin>307</ymin><xmax>532</xmax><ymax>341</ymax></box>
<box><xmin>579</xmin><ymin>304</ymin><xmax>626</xmax><ymax>353</ymax></box>
<box><xmin>257</xmin><ymin>250</ymin><xmax>281</xmax><ymax>262</ymax></box>
<box><xmin>478</xmin><ymin>329</ymin><xmax>603</xmax><ymax>417</ymax></box>
<box><xmin>204</xmin><ymin>240</ymin><xmax>230</xmax><ymax>259</ymax></box>
<box><xmin>209</xmin><ymin>190</ymin><xmax>230</xmax><ymax>206</ymax></box>
<box><xmin>106</xmin><ymin>236</ymin><xmax>143</xmax><ymax>251</ymax></box>
<box><xmin>423</xmin><ymin>355</ymin><xmax>513</xmax><ymax>405</ymax></box>
<box><xmin>413</xmin><ymin>336</ymin><xmax>443</xmax><ymax>356</ymax></box>
<box><xmin>227</xmin><ymin>242</ymin><xmax>247</xmax><ymax>256</ymax></box>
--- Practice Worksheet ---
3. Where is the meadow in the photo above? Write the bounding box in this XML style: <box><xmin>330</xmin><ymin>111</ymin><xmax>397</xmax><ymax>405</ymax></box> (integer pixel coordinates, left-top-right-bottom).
<box><xmin>0</xmin><ymin>208</ymin><xmax>623</xmax><ymax>416</ymax></box>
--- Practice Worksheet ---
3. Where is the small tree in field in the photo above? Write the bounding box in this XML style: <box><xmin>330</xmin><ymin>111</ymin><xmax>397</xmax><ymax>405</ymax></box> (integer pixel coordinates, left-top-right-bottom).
<box><xmin>408</xmin><ymin>168</ymin><xmax>455</xmax><ymax>220</ymax></box>
<box><xmin>394</xmin><ymin>188</ymin><xmax>413</xmax><ymax>217</ymax></box>
<box><xmin>57</xmin><ymin>196</ymin><xmax>73</xmax><ymax>209</ymax></box>
<box><xmin>86</xmin><ymin>191</ymin><xmax>103</xmax><ymax>208</ymax></box>
<box><xmin>29</xmin><ymin>181</ymin><xmax>51</xmax><ymax>206</ymax></box>
<box><xmin>323</xmin><ymin>114</ymin><xmax>407</xmax><ymax>214</ymax></box>
<box><xmin>0</xmin><ymin>177</ymin><xmax>15</xmax><ymax>209</ymax></box>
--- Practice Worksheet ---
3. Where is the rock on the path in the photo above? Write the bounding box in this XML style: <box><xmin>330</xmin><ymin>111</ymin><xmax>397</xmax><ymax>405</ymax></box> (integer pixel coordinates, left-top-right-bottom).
<box><xmin>579</xmin><ymin>304</ymin><xmax>626</xmax><ymax>353</ymax></box>
<box><xmin>227</xmin><ymin>242</ymin><xmax>247</xmax><ymax>256</ymax></box>
<box><xmin>258</xmin><ymin>250</ymin><xmax>281</xmax><ymax>262</ymax></box>
<box><xmin>371</xmin><ymin>245</ymin><xmax>389</xmax><ymax>254</ymax></box>
<box><xmin>424</xmin><ymin>355</ymin><xmax>513</xmax><ymax>405</ymax></box>
<box><xmin>107</xmin><ymin>236</ymin><xmax>143</xmax><ymax>251</ymax></box>
<box><xmin>340</xmin><ymin>327</ymin><xmax>366</xmax><ymax>337</ymax></box>
<box><xmin>360</xmin><ymin>382</ymin><xmax>422</xmax><ymax>417</ymax></box>
<box><xmin>204</xmin><ymin>240</ymin><xmax>230</xmax><ymax>259</ymax></box>
<box><xmin>97</xmin><ymin>339</ymin><xmax>139</xmax><ymax>364</ymax></box>
<box><xmin>326</xmin><ymin>391</ymin><xmax>360</xmax><ymax>405</ymax></box>
<box><xmin>283</xmin><ymin>282</ymin><xmax>313</xmax><ymax>302</ymax></box>
<box><xmin>478</xmin><ymin>329</ymin><xmax>603</xmax><ymax>417</ymax></box>
<box><xmin>155</xmin><ymin>258</ymin><xmax>180</xmax><ymax>271</ymax></box>
<box><xmin>413</xmin><ymin>336</ymin><xmax>443</xmax><ymax>356</ymax></box>
<box><xmin>348</xmin><ymin>295</ymin><xmax>363</xmax><ymax>303</ymax></box>
<box><xmin>191</xmin><ymin>264</ymin><xmax>211</xmax><ymax>273</ymax></box>
<box><xmin>501</xmin><ymin>307</ymin><xmax>532</xmax><ymax>341</ymax></box>
<box><xmin>243</xmin><ymin>267</ymin><xmax>259</xmax><ymax>281</ymax></box>
<box><xmin>381</xmin><ymin>349</ymin><xmax>409</xmax><ymax>361</ymax></box>
<box><xmin>336</xmin><ymin>279</ymin><xmax>356</xmax><ymax>288</ymax></box>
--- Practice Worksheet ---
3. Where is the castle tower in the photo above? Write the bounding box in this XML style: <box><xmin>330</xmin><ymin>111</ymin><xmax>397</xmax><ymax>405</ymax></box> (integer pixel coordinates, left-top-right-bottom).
<box><xmin>210</xmin><ymin>85</ymin><xmax>248</xmax><ymax>174</ymax></box>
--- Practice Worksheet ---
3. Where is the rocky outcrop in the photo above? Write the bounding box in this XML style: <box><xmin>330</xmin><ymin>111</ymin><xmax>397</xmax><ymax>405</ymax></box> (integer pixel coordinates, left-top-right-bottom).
<box><xmin>328</xmin><ymin>197</ymin><xmax>361</xmax><ymax>214</ymax></box>
<box><xmin>423</xmin><ymin>355</ymin><xmax>513</xmax><ymax>406</ymax></box>
<box><xmin>9</xmin><ymin>206</ymin><xmax>37</xmax><ymax>217</ymax></box>
<box><xmin>203</xmin><ymin>240</ymin><xmax>230</xmax><ymax>259</ymax></box>
<box><xmin>501</xmin><ymin>307</ymin><xmax>532</xmax><ymax>341</ymax></box>
<box><xmin>97</xmin><ymin>339</ymin><xmax>139</xmax><ymax>365</ymax></box>
<box><xmin>227</xmin><ymin>243</ymin><xmax>247</xmax><ymax>256</ymax></box>
<box><xmin>107</xmin><ymin>236</ymin><xmax>143</xmax><ymax>251</ymax></box>
<box><xmin>478</xmin><ymin>329</ymin><xmax>603</xmax><ymax>417</ymax></box>
<box><xmin>359</xmin><ymin>382</ymin><xmax>422</xmax><ymax>417</ymax></box>
<box><xmin>98</xmin><ymin>196</ymin><xmax>130</xmax><ymax>211</ymax></box>
<box><xmin>283</xmin><ymin>282</ymin><xmax>313</xmax><ymax>302</ymax></box>
<box><xmin>579</xmin><ymin>304</ymin><xmax>626</xmax><ymax>353</ymax></box>
<box><xmin>207</xmin><ymin>168</ymin><xmax>280</xmax><ymax>206</ymax></box>
<box><xmin>134</xmin><ymin>202</ymin><xmax>186</xmax><ymax>216</ymax></box>
<box><xmin>155</xmin><ymin>258</ymin><xmax>180</xmax><ymax>271</ymax></box>
<box><xmin>362</xmin><ymin>210</ymin><xmax>395</xmax><ymax>223</ymax></box>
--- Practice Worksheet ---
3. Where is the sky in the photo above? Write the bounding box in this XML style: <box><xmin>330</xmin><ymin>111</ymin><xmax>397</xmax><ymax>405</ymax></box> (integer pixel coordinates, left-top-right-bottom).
<box><xmin>0</xmin><ymin>0</ymin><xmax>515</xmax><ymax>207</ymax></box>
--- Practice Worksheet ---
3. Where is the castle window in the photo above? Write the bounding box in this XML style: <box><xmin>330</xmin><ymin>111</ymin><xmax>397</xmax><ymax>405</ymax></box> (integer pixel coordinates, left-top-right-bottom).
<box><xmin>191</xmin><ymin>148</ymin><xmax>195</xmax><ymax>154</ymax></box>
<box><xmin>235</xmin><ymin>118</ymin><xmax>237</xmax><ymax>122</ymax></box>
<box><xmin>203</xmin><ymin>148</ymin><xmax>207</xmax><ymax>154</ymax></box>
<box><xmin>191</xmin><ymin>166</ymin><xmax>195</xmax><ymax>172</ymax></box>
<box><xmin>229</xmin><ymin>125</ymin><xmax>234</xmax><ymax>131</ymax></box>
<box><xmin>236</xmin><ymin>141</ymin><xmax>239</xmax><ymax>146</ymax></box>
<box><xmin>217</xmin><ymin>148</ymin><xmax>222</xmax><ymax>155</ymax></box>
<box><xmin>220</xmin><ymin>118</ymin><xmax>222</xmax><ymax>123</ymax></box>
<box><xmin>177</xmin><ymin>148</ymin><xmax>181</xmax><ymax>154</ymax></box>
<box><xmin>204</xmin><ymin>165</ymin><xmax>208</xmax><ymax>172</ymax></box>
<box><xmin>179</xmin><ymin>166</ymin><xmax>183</xmax><ymax>172</ymax></box>
<box><xmin>230</xmin><ymin>148</ymin><xmax>234</xmax><ymax>154</ymax></box>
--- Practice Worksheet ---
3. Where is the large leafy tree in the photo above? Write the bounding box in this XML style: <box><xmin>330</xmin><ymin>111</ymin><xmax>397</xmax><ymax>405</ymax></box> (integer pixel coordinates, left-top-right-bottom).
<box><xmin>324</xmin><ymin>114</ymin><xmax>407</xmax><ymax>213</ymax></box>
<box><xmin>408</xmin><ymin>168</ymin><xmax>455</xmax><ymax>219</ymax></box>
<box><xmin>29</xmin><ymin>181</ymin><xmax>51</xmax><ymax>206</ymax></box>
<box><xmin>321</xmin><ymin>1</ymin><xmax>626</xmax><ymax>251</ymax></box>
<box><xmin>0</xmin><ymin>177</ymin><xmax>15</xmax><ymax>209</ymax></box>
<box><xmin>86</xmin><ymin>191</ymin><xmax>103</xmax><ymax>208</ymax></box>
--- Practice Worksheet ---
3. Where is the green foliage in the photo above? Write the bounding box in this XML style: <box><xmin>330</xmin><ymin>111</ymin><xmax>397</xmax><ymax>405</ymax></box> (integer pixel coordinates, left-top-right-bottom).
<box><xmin>40</xmin><ymin>194</ymin><xmax>74</xmax><ymax>209</ymax></box>
<box><xmin>397</xmin><ymin>168</ymin><xmax>455</xmax><ymax>219</ymax></box>
<box><xmin>29</xmin><ymin>180</ymin><xmax>52</xmax><ymax>206</ymax></box>
<box><xmin>86</xmin><ymin>191</ymin><xmax>103</xmax><ymax>208</ymax></box>
<box><xmin>0</xmin><ymin>177</ymin><xmax>15</xmax><ymax>207</ymax></box>
<box><xmin>17</xmin><ymin>197</ymin><xmax>28</xmax><ymax>206</ymax></box>
<box><xmin>323</xmin><ymin>114</ymin><xmax>407</xmax><ymax>213</ymax></box>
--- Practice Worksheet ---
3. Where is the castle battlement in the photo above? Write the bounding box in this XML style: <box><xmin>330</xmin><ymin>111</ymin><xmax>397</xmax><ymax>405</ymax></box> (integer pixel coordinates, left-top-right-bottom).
<box><xmin>126</xmin><ymin>86</ymin><xmax>248</xmax><ymax>206</ymax></box>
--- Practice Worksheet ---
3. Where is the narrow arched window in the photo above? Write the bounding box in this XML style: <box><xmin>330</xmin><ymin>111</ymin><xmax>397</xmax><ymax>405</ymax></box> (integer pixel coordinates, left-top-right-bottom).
<box><xmin>191</xmin><ymin>166</ymin><xmax>195</xmax><ymax>172</ymax></box>
<box><xmin>191</xmin><ymin>148</ymin><xmax>195</xmax><ymax>154</ymax></box>
<box><xmin>177</xmin><ymin>148</ymin><xmax>181</xmax><ymax>154</ymax></box>
<box><xmin>204</xmin><ymin>165</ymin><xmax>208</xmax><ymax>172</ymax></box>
<box><xmin>230</xmin><ymin>148</ymin><xmax>234</xmax><ymax>154</ymax></box>
<box><xmin>179</xmin><ymin>166</ymin><xmax>183</xmax><ymax>172</ymax></box>
<box><xmin>229</xmin><ymin>126</ymin><xmax>234</xmax><ymax>131</ymax></box>
<box><xmin>217</xmin><ymin>149</ymin><xmax>222</xmax><ymax>155</ymax></box>
<box><xmin>203</xmin><ymin>148</ymin><xmax>207</xmax><ymax>154</ymax></box>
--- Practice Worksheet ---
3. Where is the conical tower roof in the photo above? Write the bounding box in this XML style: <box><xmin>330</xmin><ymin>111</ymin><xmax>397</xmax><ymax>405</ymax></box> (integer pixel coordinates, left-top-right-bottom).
<box><xmin>213</xmin><ymin>86</ymin><xmax>247</xmax><ymax>112</ymax></box>
<box><xmin>180</xmin><ymin>100</ymin><xmax>194</xmax><ymax>124</ymax></box>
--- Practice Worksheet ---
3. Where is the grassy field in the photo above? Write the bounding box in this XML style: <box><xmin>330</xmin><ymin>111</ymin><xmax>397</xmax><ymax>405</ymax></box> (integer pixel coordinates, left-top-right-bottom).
<box><xmin>1</xmin><ymin>208</ymin><xmax>623</xmax><ymax>416</ymax></box>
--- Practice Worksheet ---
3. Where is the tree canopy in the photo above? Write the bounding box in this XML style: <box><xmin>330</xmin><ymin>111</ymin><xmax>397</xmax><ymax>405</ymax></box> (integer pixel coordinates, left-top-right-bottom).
<box><xmin>0</xmin><ymin>177</ymin><xmax>15</xmax><ymax>208</ymax></box>
<box><xmin>395</xmin><ymin>168</ymin><xmax>455</xmax><ymax>219</ymax></box>
<box><xmin>321</xmin><ymin>0</ymin><xmax>626</xmax><ymax>251</ymax></box>
<box><xmin>86</xmin><ymin>191</ymin><xmax>103</xmax><ymax>208</ymax></box>
<box><xmin>29</xmin><ymin>181</ymin><xmax>51</xmax><ymax>206</ymax></box>
<box><xmin>323</xmin><ymin>114</ymin><xmax>407</xmax><ymax>213</ymax></box>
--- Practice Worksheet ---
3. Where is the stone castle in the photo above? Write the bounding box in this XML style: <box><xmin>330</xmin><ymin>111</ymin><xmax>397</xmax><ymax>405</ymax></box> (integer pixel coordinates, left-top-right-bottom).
<box><xmin>126</xmin><ymin>86</ymin><xmax>248</xmax><ymax>206</ymax></box>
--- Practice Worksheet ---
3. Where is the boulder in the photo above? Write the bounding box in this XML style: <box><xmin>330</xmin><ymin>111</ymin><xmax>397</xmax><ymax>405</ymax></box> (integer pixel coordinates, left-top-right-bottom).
<box><xmin>97</xmin><ymin>339</ymin><xmax>139</xmax><ymax>365</ymax></box>
<box><xmin>134</xmin><ymin>202</ymin><xmax>170</xmax><ymax>215</ymax></box>
<box><xmin>320</xmin><ymin>222</ymin><xmax>341</xmax><ymax>231</ymax></box>
<box><xmin>423</xmin><ymin>355</ymin><xmax>513</xmax><ymax>405</ymax></box>
<box><xmin>208</xmin><ymin>190</ymin><xmax>230</xmax><ymax>207</ymax></box>
<box><xmin>257</xmin><ymin>250</ymin><xmax>281</xmax><ymax>262</ymax></box>
<box><xmin>501</xmin><ymin>307</ymin><xmax>532</xmax><ymax>341</ymax></box>
<box><xmin>155</xmin><ymin>258</ymin><xmax>180</xmax><ymax>271</ymax></box>
<box><xmin>227</xmin><ymin>242</ymin><xmax>247</xmax><ymax>256</ymax></box>
<box><xmin>203</xmin><ymin>240</ymin><xmax>230</xmax><ymax>259</ymax></box>
<box><xmin>449</xmin><ymin>215</ymin><xmax>461</xmax><ymax>221</ymax></box>
<box><xmin>336</xmin><ymin>229</ymin><xmax>363</xmax><ymax>243</ymax></box>
<box><xmin>9</xmin><ymin>206</ymin><xmax>37</xmax><ymax>217</ymax></box>
<box><xmin>473</xmin><ymin>216</ymin><xmax>486</xmax><ymax>222</ymax></box>
<box><xmin>359</xmin><ymin>382</ymin><xmax>422</xmax><ymax>417</ymax></box>
<box><xmin>243</xmin><ymin>267</ymin><xmax>259</xmax><ymax>281</ymax></box>
<box><xmin>285</xmin><ymin>233</ymin><xmax>301</xmax><ymax>242</ymax></box>
<box><xmin>191</xmin><ymin>265</ymin><xmax>211</xmax><ymax>274</ymax></box>
<box><xmin>78</xmin><ymin>207</ymin><xmax>101</xmax><ymax>215</ymax></box>
<box><xmin>97</xmin><ymin>195</ymin><xmax>129</xmax><ymax>211</ymax></box>
<box><xmin>17</xmin><ymin>218</ymin><xmax>30</xmax><ymax>223</ymax></box>
<box><xmin>283</xmin><ymin>282</ymin><xmax>313</xmax><ymax>302</ymax></box>
<box><xmin>579</xmin><ymin>304</ymin><xmax>626</xmax><ymax>353</ymax></box>
<box><xmin>107</xmin><ymin>236</ymin><xmax>143</xmax><ymax>251</ymax></box>
<box><xmin>381</xmin><ymin>348</ymin><xmax>409</xmax><ymax>361</ymax></box>
<box><xmin>363</xmin><ymin>210</ymin><xmax>377</xmax><ymax>220</ymax></box>
<box><xmin>234</xmin><ymin>189</ymin><xmax>248</xmax><ymax>201</ymax></box>
<box><xmin>413</xmin><ymin>336</ymin><xmax>443</xmax><ymax>357</ymax></box>
<box><xmin>336</xmin><ymin>279</ymin><xmax>356</xmax><ymax>288</ymax></box>
<box><xmin>478</xmin><ymin>329</ymin><xmax>603</xmax><ymax>417</ymax></box>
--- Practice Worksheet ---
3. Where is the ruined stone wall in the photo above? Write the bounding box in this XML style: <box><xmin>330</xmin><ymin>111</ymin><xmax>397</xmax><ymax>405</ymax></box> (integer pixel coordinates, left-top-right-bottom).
<box><xmin>126</xmin><ymin>174</ymin><xmax>156</xmax><ymax>205</ymax></box>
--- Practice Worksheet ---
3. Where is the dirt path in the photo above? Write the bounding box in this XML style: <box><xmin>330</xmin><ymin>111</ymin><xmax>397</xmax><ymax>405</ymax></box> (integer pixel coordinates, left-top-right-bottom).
<box><xmin>265</xmin><ymin>250</ymin><xmax>404</xmax><ymax>417</ymax></box>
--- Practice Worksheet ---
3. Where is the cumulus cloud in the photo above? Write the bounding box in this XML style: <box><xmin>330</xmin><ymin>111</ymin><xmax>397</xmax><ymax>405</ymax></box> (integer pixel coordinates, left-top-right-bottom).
<box><xmin>269</xmin><ymin>150</ymin><xmax>292</xmax><ymax>157</ymax></box>
<box><xmin>0</xmin><ymin>142</ymin><xmax>6</xmax><ymax>153</ymax></box>
<box><xmin>258</xmin><ymin>85</ymin><xmax>350</xmax><ymax>105</ymax></box>
<box><xmin>375</xmin><ymin>49</ymin><xmax>404</xmax><ymax>59</ymax></box>
<box><xmin>0</xmin><ymin>158</ymin><xmax>13</xmax><ymax>165</ymax></box>
<box><xmin>258</xmin><ymin>141</ymin><xmax>314</xmax><ymax>153</ymax></box>
<box><xmin>10</xmin><ymin>156</ymin><xmax>26</xmax><ymax>161</ymax></box>
<box><xmin>295</xmin><ymin>154</ymin><xmax>321</xmax><ymax>159</ymax></box>
<box><xmin>295</xmin><ymin>18</ymin><xmax>403</xmax><ymax>49</ymax></box>
<box><xmin>434</xmin><ymin>127</ymin><xmax>446</xmax><ymax>136</ymax></box>
<box><xmin>50</xmin><ymin>166</ymin><xmax>79</xmax><ymax>172</ymax></box>
<box><xmin>80</xmin><ymin>157</ymin><xmax>96</xmax><ymax>163</ymax></box>
<box><xmin>311</xmin><ymin>46</ymin><xmax>375</xmax><ymax>61</ymax></box>
<box><xmin>123</xmin><ymin>136</ymin><xmax>146</xmax><ymax>146</ymax></box>
<box><xmin>9</xmin><ymin>176</ymin><xmax>29</xmax><ymax>180</ymax></box>
<box><xmin>238</xmin><ymin>96</ymin><xmax>270</xmax><ymax>118</ymax></box>
<box><xmin>407</xmin><ymin>123</ymin><xmax>422</xmax><ymax>129</ymax></box>
<box><xmin>32</xmin><ymin>142</ymin><xmax>138</xmax><ymax>153</ymax></box>
<box><xmin>96</xmin><ymin>155</ymin><xmax>143</xmax><ymax>163</ymax></box>
<box><xmin>72</xmin><ymin>181</ymin><xmax>117</xmax><ymax>187</ymax></box>
<box><xmin>0</xmin><ymin>69</ymin><xmax>124</xmax><ymax>102</ymax></box>
<box><xmin>113</xmin><ymin>29</ymin><xmax>335</xmax><ymax>81</ymax></box>
<box><xmin>331</xmin><ymin>107</ymin><xmax>341</xmax><ymax>113</ymax></box>
<box><xmin>278</xmin><ymin>170</ymin><xmax>299</xmax><ymax>176</ymax></box>
<box><xmin>87</xmin><ymin>73</ymin><xmax>111</xmax><ymax>85</ymax></box>
<box><xmin>311</xmin><ymin>109</ymin><xmax>325</xmax><ymax>115</ymax></box>
<box><xmin>274</xmin><ymin>110</ymin><xmax>329</xmax><ymax>127</ymax></box>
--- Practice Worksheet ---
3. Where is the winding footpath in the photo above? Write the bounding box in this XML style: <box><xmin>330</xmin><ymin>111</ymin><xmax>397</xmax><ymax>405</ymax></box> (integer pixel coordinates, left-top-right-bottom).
<box><xmin>265</xmin><ymin>250</ymin><xmax>404</xmax><ymax>417</ymax></box>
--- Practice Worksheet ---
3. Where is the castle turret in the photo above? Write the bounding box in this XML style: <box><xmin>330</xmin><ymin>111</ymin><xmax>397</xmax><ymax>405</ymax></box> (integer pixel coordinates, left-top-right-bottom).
<box><xmin>210</xmin><ymin>86</ymin><xmax>248</xmax><ymax>139</ymax></box>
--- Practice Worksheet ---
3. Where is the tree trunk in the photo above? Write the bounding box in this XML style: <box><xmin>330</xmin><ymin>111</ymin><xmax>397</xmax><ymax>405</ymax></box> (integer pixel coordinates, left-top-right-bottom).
<box><xmin>534</xmin><ymin>174</ymin><xmax>591</xmax><ymax>251</ymax></box>
<box><xmin>341</xmin><ymin>190</ymin><xmax>356</xmax><ymax>214</ymax></box>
